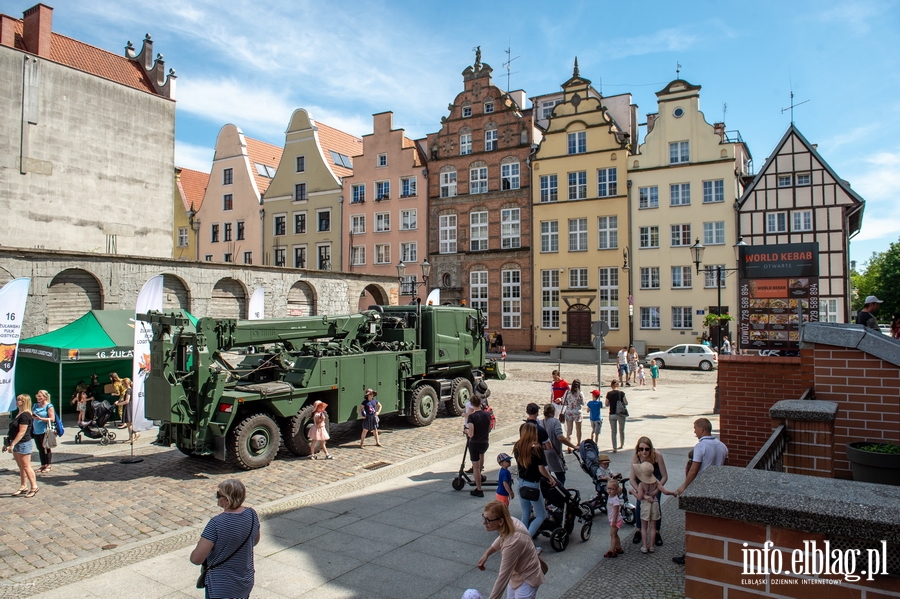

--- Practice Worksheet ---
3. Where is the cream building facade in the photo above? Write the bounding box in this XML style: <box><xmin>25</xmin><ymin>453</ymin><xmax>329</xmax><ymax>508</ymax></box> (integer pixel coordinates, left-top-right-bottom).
<box><xmin>262</xmin><ymin>109</ymin><xmax>361</xmax><ymax>272</ymax></box>
<box><xmin>531</xmin><ymin>63</ymin><xmax>634</xmax><ymax>353</ymax></box>
<box><xmin>173</xmin><ymin>167</ymin><xmax>208</xmax><ymax>261</ymax></box>
<box><xmin>629</xmin><ymin>80</ymin><xmax>751</xmax><ymax>352</ymax></box>
<box><xmin>341</xmin><ymin>112</ymin><xmax>426</xmax><ymax>304</ymax></box>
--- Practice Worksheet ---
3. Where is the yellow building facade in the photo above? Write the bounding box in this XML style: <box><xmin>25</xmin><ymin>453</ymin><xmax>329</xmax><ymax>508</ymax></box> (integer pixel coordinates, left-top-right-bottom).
<box><xmin>531</xmin><ymin>64</ymin><xmax>633</xmax><ymax>353</ymax></box>
<box><xmin>629</xmin><ymin>80</ymin><xmax>751</xmax><ymax>352</ymax></box>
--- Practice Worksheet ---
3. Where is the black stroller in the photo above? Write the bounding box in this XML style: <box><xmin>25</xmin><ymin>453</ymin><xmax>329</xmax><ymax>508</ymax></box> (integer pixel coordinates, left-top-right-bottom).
<box><xmin>534</xmin><ymin>477</ymin><xmax>593</xmax><ymax>552</ymax></box>
<box><xmin>574</xmin><ymin>440</ymin><xmax>635</xmax><ymax>524</ymax></box>
<box><xmin>74</xmin><ymin>399</ymin><xmax>118</xmax><ymax>446</ymax></box>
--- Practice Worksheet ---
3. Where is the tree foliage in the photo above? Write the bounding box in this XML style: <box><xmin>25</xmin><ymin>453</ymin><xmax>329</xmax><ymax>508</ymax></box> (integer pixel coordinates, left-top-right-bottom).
<box><xmin>852</xmin><ymin>238</ymin><xmax>900</xmax><ymax>320</ymax></box>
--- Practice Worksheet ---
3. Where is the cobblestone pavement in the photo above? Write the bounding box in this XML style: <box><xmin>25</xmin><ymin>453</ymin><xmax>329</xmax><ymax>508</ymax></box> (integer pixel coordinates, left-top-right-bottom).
<box><xmin>0</xmin><ymin>358</ymin><xmax>715</xmax><ymax>597</ymax></box>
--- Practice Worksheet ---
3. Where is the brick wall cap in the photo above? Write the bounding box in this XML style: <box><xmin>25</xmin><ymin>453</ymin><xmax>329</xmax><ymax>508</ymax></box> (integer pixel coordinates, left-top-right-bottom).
<box><xmin>679</xmin><ymin>466</ymin><xmax>900</xmax><ymax>544</ymax></box>
<box><xmin>770</xmin><ymin>399</ymin><xmax>838</xmax><ymax>422</ymax></box>
<box><xmin>801</xmin><ymin>322</ymin><xmax>900</xmax><ymax>367</ymax></box>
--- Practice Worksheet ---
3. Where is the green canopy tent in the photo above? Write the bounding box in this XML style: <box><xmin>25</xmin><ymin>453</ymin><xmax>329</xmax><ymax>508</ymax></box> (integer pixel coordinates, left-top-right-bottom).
<box><xmin>15</xmin><ymin>310</ymin><xmax>196</xmax><ymax>415</ymax></box>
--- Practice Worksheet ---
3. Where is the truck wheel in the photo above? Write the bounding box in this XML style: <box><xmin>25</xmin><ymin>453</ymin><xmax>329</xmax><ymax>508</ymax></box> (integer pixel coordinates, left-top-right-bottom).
<box><xmin>447</xmin><ymin>378</ymin><xmax>473</xmax><ymax>416</ymax></box>
<box><xmin>407</xmin><ymin>385</ymin><xmax>438</xmax><ymax>427</ymax></box>
<box><xmin>227</xmin><ymin>413</ymin><xmax>280</xmax><ymax>470</ymax></box>
<box><xmin>281</xmin><ymin>404</ymin><xmax>326</xmax><ymax>457</ymax></box>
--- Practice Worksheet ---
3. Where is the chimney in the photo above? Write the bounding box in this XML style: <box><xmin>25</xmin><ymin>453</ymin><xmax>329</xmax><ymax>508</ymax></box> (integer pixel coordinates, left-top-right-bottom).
<box><xmin>0</xmin><ymin>14</ymin><xmax>17</xmax><ymax>47</ymax></box>
<box><xmin>646</xmin><ymin>113</ymin><xmax>658</xmax><ymax>135</ymax></box>
<box><xmin>23</xmin><ymin>3</ymin><xmax>53</xmax><ymax>58</ymax></box>
<box><xmin>713</xmin><ymin>122</ymin><xmax>726</xmax><ymax>142</ymax></box>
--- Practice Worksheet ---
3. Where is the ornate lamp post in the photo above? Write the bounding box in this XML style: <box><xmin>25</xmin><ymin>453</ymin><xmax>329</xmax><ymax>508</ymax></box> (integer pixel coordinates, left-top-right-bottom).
<box><xmin>689</xmin><ymin>237</ymin><xmax>747</xmax><ymax>353</ymax></box>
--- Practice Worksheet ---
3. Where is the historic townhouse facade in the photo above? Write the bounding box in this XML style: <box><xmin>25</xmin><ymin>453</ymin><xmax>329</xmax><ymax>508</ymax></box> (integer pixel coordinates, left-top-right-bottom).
<box><xmin>425</xmin><ymin>54</ymin><xmax>537</xmax><ymax>350</ymax></box>
<box><xmin>530</xmin><ymin>63</ymin><xmax>634</xmax><ymax>353</ymax></box>
<box><xmin>737</xmin><ymin>125</ymin><xmax>864</xmax><ymax>324</ymax></box>
<box><xmin>630</xmin><ymin>80</ymin><xmax>751</xmax><ymax>352</ymax></box>
<box><xmin>263</xmin><ymin>109</ymin><xmax>362</xmax><ymax>272</ymax></box>
<box><xmin>341</xmin><ymin>112</ymin><xmax>427</xmax><ymax>303</ymax></box>
<box><xmin>195</xmin><ymin>124</ymin><xmax>281</xmax><ymax>267</ymax></box>
<box><xmin>173</xmin><ymin>167</ymin><xmax>208</xmax><ymax>261</ymax></box>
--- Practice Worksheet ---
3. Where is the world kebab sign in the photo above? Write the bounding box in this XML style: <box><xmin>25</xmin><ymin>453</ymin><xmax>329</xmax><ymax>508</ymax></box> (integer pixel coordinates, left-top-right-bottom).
<box><xmin>739</xmin><ymin>242</ymin><xmax>819</xmax><ymax>352</ymax></box>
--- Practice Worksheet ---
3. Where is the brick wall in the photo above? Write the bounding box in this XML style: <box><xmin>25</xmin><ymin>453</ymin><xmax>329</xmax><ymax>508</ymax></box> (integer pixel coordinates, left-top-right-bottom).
<box><xmin>684</xmin><ymin>512</ymin><xmax>900</xmax><ymax>598</ymax></box>
<box><xmin>779</xmin><ymin>418</ymin><xmax>835</xmax><ymax>478</ymax></box>
<box><xmin>806</xmin><ymin>345</ymin><xmax>900</xmax><ymax>479</ymax></box>
<box><xmin>718</xmin><ymin>355</ymin><xmax>809</xmax><ymax>468</ymax></box>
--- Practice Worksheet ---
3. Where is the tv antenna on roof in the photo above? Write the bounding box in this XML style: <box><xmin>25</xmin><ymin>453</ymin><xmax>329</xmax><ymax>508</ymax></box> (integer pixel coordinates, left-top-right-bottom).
<box><xmin>503</xmin><ymin>41</ymin><xmax>519</xmax><ymax>92</ymax></box>
<box><xmin>781</xmin><ymin>90</ymin><xmax>810</xmax><ymax>124</ymax></box>
<box><xmin>723</xmin><ymin>102</ymin><xmax>727</xmax><ymax>123</ymax></box>
<box><xmin>676</xmin><ymin>62</ymin><xmax>682</xmax><ymax>78</ymax></box>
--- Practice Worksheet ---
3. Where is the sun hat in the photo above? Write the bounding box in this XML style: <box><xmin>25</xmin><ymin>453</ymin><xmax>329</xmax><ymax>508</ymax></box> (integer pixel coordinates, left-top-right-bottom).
<box><xmin>496</xmin><ymin>453</ymin><xmax>512</xmax><ymax>465</ymax></box>
<box><xmin>636</xmin><ymin>461</ymin><xmax>658</xmax><ymax>484</ymax></box>
<box><xmin>864</xmin><ymin>296</ymin><xmax>884</xmax><ymax>304</ymax></box>
<box><xmin>598</xmin><ymin>453</ymin><xmax>611</xmax><ymax>462</ymax></box>
<box><xmin>313</xmin><ymin>400</ymin><xmax>327</xmax><ymax>412</ymax></box>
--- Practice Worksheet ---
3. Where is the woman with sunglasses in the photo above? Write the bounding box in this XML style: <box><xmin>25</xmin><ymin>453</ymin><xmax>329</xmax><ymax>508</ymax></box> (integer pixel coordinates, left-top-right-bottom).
<box><xmin>629</xmin><ymin>436</ymin><xmax>668</xmax><ymax>547</ymax></box>
<box><xmin>477</xmin><ymin>500</ymin><xmax>544</xmax><ymax>599</ymax></box>
<box><xmin>191</xmin><ymin>479</ymin><xmax>261</xmax><ymax>599</ymax></box>
<box><xmin>3</xmin><ymin>394</ymin><xmax>38</xmax><ymax>497</ymax></box>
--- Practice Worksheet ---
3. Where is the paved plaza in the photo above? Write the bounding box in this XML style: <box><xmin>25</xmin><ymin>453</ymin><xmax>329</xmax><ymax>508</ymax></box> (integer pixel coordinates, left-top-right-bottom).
<box><xmin>0</xmin><ymin>359</ymin><xmax>718</xmax><ymax>598</ymax></box>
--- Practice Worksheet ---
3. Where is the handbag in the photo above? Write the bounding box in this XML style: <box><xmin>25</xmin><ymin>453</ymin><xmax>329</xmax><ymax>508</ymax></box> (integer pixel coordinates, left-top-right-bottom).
<box><xmin>615</xmin><ymin>396</ymin><xmax>629</xmax><ymax>417</ymax></box>
<box><xmin>43</xmin><ymin>425</ymin><xmax>58</xmax><ymax>448</ymax></box>
<box><xmin>197</xmin><ymin>509</ymin><xmax>258</xmax><ymax>589</ymax></box>
<box><xmin>538</xmin><ymin>554</ymin><xmax>549</xmax><ymax>575</ymax></box>
<box><xmin>519</xmin><ymin>484</ymin><xmax>540</xmax><ymax>501</ymax></box>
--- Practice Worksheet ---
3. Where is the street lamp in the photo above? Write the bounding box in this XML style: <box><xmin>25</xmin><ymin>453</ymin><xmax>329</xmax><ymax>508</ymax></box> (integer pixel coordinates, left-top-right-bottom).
<box><xmin>622</xmin><ymin>246</ymin><xmax>634</xmax><ymax>347</ymax></box>
<box><xmin>397</xmin><ymin>259</ymin><xmax>432</xmax><ymax>347</ymax></box>
<box><xmin>689</xmin><ymin>237</ymin><xmax>748</xmax><ymax>353</ymax></box>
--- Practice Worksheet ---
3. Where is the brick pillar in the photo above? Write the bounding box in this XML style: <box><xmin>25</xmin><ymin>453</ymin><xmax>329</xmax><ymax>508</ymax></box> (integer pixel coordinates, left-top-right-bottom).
<box><xmin>22</xmin><ymin>3</ymin><xmax>52</xmax><ymax>58</ymax></box>
<box><xmin>770</xmin><ymin>400</ymin><xmax>837</xmax><ymax>478</ymax></box>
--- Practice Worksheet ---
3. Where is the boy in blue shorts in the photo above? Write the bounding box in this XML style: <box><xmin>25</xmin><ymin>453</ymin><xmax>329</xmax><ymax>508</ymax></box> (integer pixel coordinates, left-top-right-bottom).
<box><xmin>587</xmin><ymin>389</ymin><xmax>603</xmax><ymax>443</ymax></box>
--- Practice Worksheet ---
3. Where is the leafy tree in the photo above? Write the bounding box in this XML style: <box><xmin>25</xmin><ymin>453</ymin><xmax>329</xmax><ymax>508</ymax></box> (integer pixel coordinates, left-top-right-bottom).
<box><xmin>851</xmin><ymin>238</ymin><xmax>900</xmax><ymax>320</ymax></box>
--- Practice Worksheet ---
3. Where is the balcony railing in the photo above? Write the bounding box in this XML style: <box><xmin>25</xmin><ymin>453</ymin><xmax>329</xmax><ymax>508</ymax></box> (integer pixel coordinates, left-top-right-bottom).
<box><xmin>746</xmin><ymin>424</ymin><xmax>789</xmax><ymax>472</ymax></box>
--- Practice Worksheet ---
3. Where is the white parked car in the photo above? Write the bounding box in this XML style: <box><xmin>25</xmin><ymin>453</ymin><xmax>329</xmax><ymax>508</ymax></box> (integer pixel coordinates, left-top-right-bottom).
<box><xmin>645</xmin><ymin>344</ymin><xmax>718</xmax><ymax>371</ymax></box>
<box><xmin>879</xmin><ymin>324</ymin><xmax>891</xmax><ymax>335</ymax></box>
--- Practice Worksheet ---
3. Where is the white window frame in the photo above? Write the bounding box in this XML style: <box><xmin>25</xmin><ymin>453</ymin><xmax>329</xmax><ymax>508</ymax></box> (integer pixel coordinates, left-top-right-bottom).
<box><xmin>568</xmin><ymin>171</ymin><xmax>587</xmax><ymax>200</ymax></box>
<box><xmin>597</xmin><ymin>267</ymin><xmax>619</xmax><ymax>329</ymax></box>
<box><xmin>567</xmin><ymin>131</ymin><xmax>586</xmax><ymax>155</ymax></box>
<box><xmin>462</xmin><ymin>105</ymin><xmax>472</xmax><ymax>118</ymax></box>
<box><xmin>460</xmin><ymin>133</ymin><xmax>472</xmax><ymax>156</ymax></box>
<box><xmin>470</xmin><ymin>211</ymin><xmax>488</xmax><ymax>251</ymax></box>
<box><xmin>377</xmin><ymin>153</ymin><xmax>387</xmax><ymax>167</ymax></box>
<box><xmin>640</xmin><ymin>307</ymin><xmax>660</xmax><ymax>329</ymax></box>
<box><xmin>501</xmin><ymin>208</ymin><xmax>521</xmax><ymax>249</ymax></box>
<box><xmin>400</xmin><ymin>241</ymin><xmax>417</xmax><ymax>262</ymax></box>
<box><xmin>569</xmin><ymin>218</ymin><xmax>588</xmax><ymax>252</ymax></box>
<box><xmin>272</xmin><ymin>215</ymin><xmax>285</xmax><ymax>237</ymax></box>
<box><xmin>210</xmin><ymin>223</ymin><xmax>220</xmax><ymax>243</ymax></box>
<box><xmin>501</xmin><ymin>269</ymin><xmax>521</xmax><ymax>329</ymax></box>
<box><xmin>296</xmin><ymin>155</ymin><xmax>305</xmax><ymax>173</ymax></box>
<box><xmin>569</xmin><ymin>268</ymin><xmax>588</xmax><ymax>289</ymax></box>
<box><xmin>293</xmin><ymin>245</ymin><xmax>306</xmax><ymax>268</ymax></box>
<box><xmin>639</xmin><ymin>186</ymin><xmax>658</xmax><ymax>209</ymax></box>
<box><xmin>821</xmin><ymin>298</ymin><xmax>839</xmax><ymax>323</ymax></box>
<box><xmin>792</xmin><ymin>210</ymin><xmax>813</xmax><ymax>232</ymax></box>
<box><xmin>777</xmin><ymin>175</ymin><xmax>792</xmax><ymax>187</ymax></box>
<box><xmin>177</xmin><ymin>227</ymin><xmax>188</xmax><ymax>247</ymax></box>
<box><xmin>400</xmin><ymin>209</ymin><xmax>417</xmax><ymax>230</ymax></box>
<box><xmin>704</xmin><ymin>265</ymin><xmax>727</xmax><ymax>288</ymax></box>
<box><xmin>376</xmin><ymin>180</ymin><xmax>390</xmax><ymax>200</ymax></box>
<box><xmin>439</xmin><ymin>215</ymin><xmax>457</xmax><ymax>254</ymax></box>
<box><xmin>670</xmin><ymin>183</ymin><xmax>691</xmax><ymax>206</ymax></box>
<box><xmin>485</xmin><ymin>129</ymin><xmax>498</xmax><ymax>151</ymax></box>
<box><xmin>703</xmin><ymin>180</ymin><xmax>725</xmax><ymax>203</ymax></box>
<box><xmin>767</xmin><ymin>212</ymin><xmax>788</xmax><ymax>233</ymax></box>
<box><xmin>316</xmin><ymin>209</ymin><xmax>331</xmax><ymax>232</ymax></box>
<box><xmin>293</xmin><ymin>211</ymin><xmax>306</xmax><ymax>235</ymax></box>
<box><xmin>440</xmin><ymin>170</ymin><xmax>457</xmax><ymax>198</ymax></box>
<box><xmin>671</xmin><ymin>224</ymin><xmax>691</xmax><ymax>247</ymax></box>
<box><xmin>541</xmin><ymin>269</ymin><xmax>560</xmax><ymax>329</ymax></box>
<box><xmin>671</xmin><ymin>266</ymin><xmax>692</xmax><ymax>289</ymax></box>
<box><xmin>352</xmin><ymin>184</ymin><xmax>365</xmax><ymax>204</ymax></box>
<box><xmin>796</xmin><ymin>173</ymin><xmax>811</xmax><ymax>186</ymax></box>
<box><xmin>540</xmin><ymin>221</ymin><xmax>558</xmax><ymax>253</ymax></box>
<box><xmin>703</xmin><ymin>221</ymin><xmax>726</xmax><ymax>245</ymax></box>
<box><xmin>597</xmin><ymin>216</ymin><xmax>618</xmax><ymax>250</ymax></box>
<box><xmin>484</xmin><ymin>100</ymin><xmax>494</xmax><ymax>114</ymax></box>
<box><xmin>640</xmin><ymin>267</ymin><xmax>660</xmax><ymax>290</ymax></box>
<box><xmin>470</xmin><ymin>167</ymin><xmax>488</xmax><ymax>194</ymax></box>
<box><xmin>401</xmin><ymin>176</ymin><xmax>417</xmax><ymax>197</ymax></box>
<box><xmin>501</xmin><ymin>162</ymin><xmax>520</xmax><ymax>190</ymax></box>
<box><xmin>470</xmin><ymin>270</ymin><xmax>489</xmax><ymax>323</ymax></box>
<box><xmin>540</xmin><ymin>175</ymin><xmax>558</xmax><ymax>203</ymax></box>
<box><xmin>317</xmin><ymin>243</ymin><xmax>332</xmax><ymax>270</ymax></box>
<box><xmin>375</xmin><ymin>244</ymin><xmax>390</xmax><ymax>265</ymax></box>
<box><xmin>351</xmin><ymin>214</ymin><xmax>365</xmax><ymax>235</ymax></box>
<box><xmin>669</xmin><ymin>141</ymin><xmax>689</xmax><ymax>164</ymax></box>
<box><xmin>375</xmin><ymin>212</ymin><xmax>390</xmax><ymax>233</ymax></box>
<box><xmin>672</xmin><ymin>307</ymin><xmax>693</xmax><ymax>329</ymax></box>
<box><xmin>640</xmin><ymin>226</ymin><xmax>660</xmax><ymax>249</ymax></box>
<box><xmin>223</xmin><ymin>194</ymin><xmax>233</xmax><ymax>211</ymax></box>
<box><xmin>223</xmin><ymin>222</ymin><xmax>232</xmax><ymax>242</ymax></box>
<box><xmin>351</xmin><ymin>245</ymin><xmax>366</xmax><ymax>266</ymax></box>
<box><xmin>294</xmin><ymin>183</ymin><xmax>307</xmax><ymax>202</ymax></box>
<box><xmin>243</xmin><ymin>251</ymin><xmax>252</xmax><ymax>265</ymax></box>
<box><xmin>223</xmin><ymin>167</ymin><xmax>233</xmax><ymax>185</ymax></box>
<box><xmin>597</xmin><ymin>167</ymin><xmax>617</xmax><ymax>197</ymax></box>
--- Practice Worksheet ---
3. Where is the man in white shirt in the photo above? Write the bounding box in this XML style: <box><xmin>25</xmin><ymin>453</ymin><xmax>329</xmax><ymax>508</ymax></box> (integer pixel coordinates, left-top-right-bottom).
<box><xmin>616</xmin><ymin>347</ymin><xmax>630</xmax><ymax>386</ymax></box>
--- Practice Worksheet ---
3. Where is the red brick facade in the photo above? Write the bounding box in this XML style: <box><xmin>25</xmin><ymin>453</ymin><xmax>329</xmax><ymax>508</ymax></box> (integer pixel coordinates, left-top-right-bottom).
<box><xmin>425</xmin><ymin>57</ymin><xmax>534</xmax><ymax>350</ymax></box>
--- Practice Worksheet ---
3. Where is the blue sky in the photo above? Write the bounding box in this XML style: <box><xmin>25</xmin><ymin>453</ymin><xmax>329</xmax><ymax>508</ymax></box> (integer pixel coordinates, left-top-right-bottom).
<box><xmin>36</xmin><ymin>0</ymin><xmax>900</xmax><ymax>266</ymax></box>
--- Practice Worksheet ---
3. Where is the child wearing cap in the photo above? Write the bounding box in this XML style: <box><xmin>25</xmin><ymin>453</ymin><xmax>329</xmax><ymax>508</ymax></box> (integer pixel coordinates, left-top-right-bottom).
<box><xmin>587</xmin><ymin>389</ymin><xmax>603</xmax><ymax>444</ymax></box>
<box><xmin>634</xmin><ymin>461</ymin><xmax>676</xmax><ymax>553</ymax></box>
<box><xmin>495</xmin><ymin>453</ymin><xmax>515</xmax><ymax>506</ymax></box>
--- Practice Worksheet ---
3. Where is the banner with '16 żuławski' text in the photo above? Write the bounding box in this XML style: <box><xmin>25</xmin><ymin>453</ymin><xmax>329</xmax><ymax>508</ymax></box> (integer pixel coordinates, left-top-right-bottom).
<box><xmin>0</xmin><ymin>278</ymin><xmax>31</xmax><ymax>413</ymax></box>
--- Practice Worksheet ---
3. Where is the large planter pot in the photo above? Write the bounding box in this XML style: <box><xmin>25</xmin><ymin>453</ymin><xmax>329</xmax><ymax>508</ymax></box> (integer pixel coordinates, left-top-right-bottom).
<box><xmin>846</xmin><ymin>442</ymin><xmax>900</xmax><ymax>486</ymax></box>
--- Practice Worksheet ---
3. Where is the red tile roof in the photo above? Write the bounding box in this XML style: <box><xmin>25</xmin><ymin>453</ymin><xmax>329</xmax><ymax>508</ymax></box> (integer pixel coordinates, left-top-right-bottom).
<box><xmin>245</xmin><ymin>137</ymin><xmax>283</xmax><ymax>195</ymax></box>
<box><xmin>405</xmin><ymin>137</ymin><xmax>426</xmax><ymax>167</ymax></box>
<box><xmin>7</xmin><ymin>18</ymin><xmax>158</xmax><ymax>95</ymax></box>
<box><xmin>177</xmin><ymin>167</ymin><xmax>209</xmax><ymax>212</ymax></box>
<box><xmin>316</xmin><ymin>122</ymin><xmax>363</xmax><ymax>179</ymax></box>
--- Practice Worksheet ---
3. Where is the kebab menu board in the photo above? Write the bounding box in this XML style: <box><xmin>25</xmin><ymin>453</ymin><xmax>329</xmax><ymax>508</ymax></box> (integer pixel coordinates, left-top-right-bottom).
<box><xmin>738</xmin><ymin>242</ymin><xmax>819</xmax><ymax>351</ymax></box>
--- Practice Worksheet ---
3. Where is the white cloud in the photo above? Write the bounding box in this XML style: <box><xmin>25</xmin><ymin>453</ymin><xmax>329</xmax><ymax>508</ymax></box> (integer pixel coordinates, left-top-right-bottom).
<box><xmin>822</xmin><ymin>124</ymin><xmax>880</xmax><ymax>152</ymax></box>
<box><xmin>817</xmin><ymin>1</ymin><xmax>882</xmax><ymax>34</ymax></box>
<box><xmin>598</xmin><ymin>28</ymin><xmax>700</xmax><ymax>61</ymax></box>
<box><xmin>175</xmin><ymin>141</ymin><xmax>214</xmax><ymax>173</ymax></box>
<box><xmin>845</xmin><ymin>151</ymin><xmax>900</xmax><ymax>241</ymax></box>
<box><xmin>177</xmin><ymin>78</ymin><xmax>297</xmax><ymax>140</ymax></box>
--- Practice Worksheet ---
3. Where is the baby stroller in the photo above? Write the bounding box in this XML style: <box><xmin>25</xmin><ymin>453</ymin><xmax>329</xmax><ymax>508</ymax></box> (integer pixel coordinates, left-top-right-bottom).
<box><xmin>574</xmin><ymin>439</ymin><xmax>635</xmax><ymax>524</ymax></box>
<box><xmin>74</xmin><ymin>399</ymin><xmax>118</xmax><ymax>446</ymax></box>
<box><xmin>535</xmin><ymin>477</ymin><xmax>593</xmax><ymax>552</ymax></box>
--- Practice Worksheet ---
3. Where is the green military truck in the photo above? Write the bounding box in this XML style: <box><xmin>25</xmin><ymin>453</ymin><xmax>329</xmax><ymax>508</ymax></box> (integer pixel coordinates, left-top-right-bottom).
<box><xmin>139</xmin><ymin>305</ymin><xmax>487</xmax><ymax>469</ymax></box>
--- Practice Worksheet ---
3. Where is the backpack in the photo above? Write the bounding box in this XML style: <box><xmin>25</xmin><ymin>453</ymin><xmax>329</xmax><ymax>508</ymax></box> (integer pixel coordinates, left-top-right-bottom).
<box><xmin>483</xmin><ymin>401</ymin><xmax>496</xmax><ymax>430</ymax></box>
<box><xmin>54</xmin><ymin>411</ymin><xmax>65</xmax><ymax>437</ymax></box>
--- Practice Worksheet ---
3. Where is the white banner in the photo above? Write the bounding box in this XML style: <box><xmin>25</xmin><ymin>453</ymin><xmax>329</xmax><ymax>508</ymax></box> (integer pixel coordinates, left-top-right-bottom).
<box><xmin>0</xmin><ymin>278</ymin><xmax>30</xmax><ymax>413</ymax></box>
<box><xmin>132</xmin><ymin>275</ymin><xmax>163</xmax><ymax>432</ymax></box>
<box><xmin>249</xmin><ymin>286</ymin><xmax>265</xmax><ymax>320</ymax></box>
